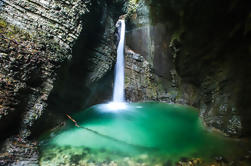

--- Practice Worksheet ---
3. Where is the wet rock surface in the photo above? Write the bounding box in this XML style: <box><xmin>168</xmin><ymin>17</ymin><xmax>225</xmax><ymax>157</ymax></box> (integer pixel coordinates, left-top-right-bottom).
<box><xmin>125</xmin><ymin>46</ymin><xmax>199</xmax><ymax>105</ymax></box>
<box><xmin>46</xmin><ymin>0</ymin><xmax>122</xmax><ymax>113</ymax></box>
<box><xmin>0</xmin><ymin>0</ymin><xmax>91</xmax><ymax>164</ymax></box>
<box><xmin>125</xmin><ymin>47</ymin><xmax>158</xmax><ymax>102</ymax></box>
<box><xmin>0</xmin><ymin>17</ymin><xmax>67</xmax><ymax>166</ymax></box>
<box><xmin>0</xmin><ymin>137</ymin><xmax>39</xmax><ymax>166</ymax></box>
<box><xmin>0</xmin><ymin>0</ymin><xmax>124</xmax><ymax>165</ymax></box>
<box><xmin>125</xmin><ymin>0</ymin><xmax>200</xmax><ymax>106</ymax></box>
<box><xmin>124</xmin><ymin>0</ymin><xmax>251</xmax><ymax>137</ymax></box>
<box><xmin>0</xmin><ymin>0</ymin><xmax>89</xmax><ymax>49</ymax></box>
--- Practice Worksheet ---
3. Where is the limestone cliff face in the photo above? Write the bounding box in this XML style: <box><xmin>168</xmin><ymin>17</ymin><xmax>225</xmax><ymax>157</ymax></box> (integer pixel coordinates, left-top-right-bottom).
<box><xmin>0</xmin><ymin>0</ymin><xmax>89</xmax><ymax>135</ymax></box>
<box><xmin>0</xmin><ymin>0</ymin><xmax>88</xmax><ymax>49</ymax></box>
<box><xmin>45</xmin><ymin>0</ymin><xmax>120</xmax><ymax>116</ymax></box>
<box><xmin>125</xmin><ymin>0</ymin><xmax>199</xmax><ymax>105</ymax></box>
<box><xmin>0</xmin><ymin>0</ymin><xmax>124</xmax><ymax>164</ymax></box>
<box><xmin>0</xmin><ymin>0</ymin><xmax>94</xmax><ymax>165</ymax></box>
<box><xmin>124</xmin><ymin>0</ymin><xmax>251</xmax><ymax>137</ymax></box>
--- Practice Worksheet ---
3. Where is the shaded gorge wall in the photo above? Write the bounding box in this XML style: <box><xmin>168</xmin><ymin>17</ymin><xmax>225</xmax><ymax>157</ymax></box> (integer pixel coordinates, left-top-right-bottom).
<box><xmin>0</xmin><ymin>0</ymin><xmax>95</xmax><ymax>164</ymax></box>
<box><xmin>30</xmin><ymin>0</ymin><xmax>127</xmax><ymax>137</ymax></box>
<box><xmin>124</xmin><ymin>0</ymin><xmax>251</xmax><ymax>137</ymax></box>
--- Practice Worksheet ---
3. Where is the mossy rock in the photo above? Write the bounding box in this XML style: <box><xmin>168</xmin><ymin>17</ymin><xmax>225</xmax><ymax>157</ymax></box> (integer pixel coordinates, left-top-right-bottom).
<box><xmin>0</xmin><ymin>17</ymin><xmax>31</xmax><ymax>41</ymax></box>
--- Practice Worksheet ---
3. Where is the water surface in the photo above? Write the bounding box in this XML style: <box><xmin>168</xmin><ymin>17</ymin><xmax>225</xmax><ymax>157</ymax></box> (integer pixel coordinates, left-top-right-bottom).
<box><xmin>39</xmin><ymin>103</ymin><xmax>250</xmax><ymax>165</ymax></box>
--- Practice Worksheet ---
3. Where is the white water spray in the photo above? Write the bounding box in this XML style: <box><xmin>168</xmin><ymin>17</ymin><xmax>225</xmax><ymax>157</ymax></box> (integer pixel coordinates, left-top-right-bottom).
<box><xmin>113</xmin><ymin>19</ymin><xmax>125</xmax><ymax>103</ymax></box>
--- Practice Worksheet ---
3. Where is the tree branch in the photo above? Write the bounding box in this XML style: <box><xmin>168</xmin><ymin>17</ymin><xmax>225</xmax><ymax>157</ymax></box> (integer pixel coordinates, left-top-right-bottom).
<box><xmin>65</xmin><ymin>114</ymin><xmax>158</xmax><ymax>151</ymax></box>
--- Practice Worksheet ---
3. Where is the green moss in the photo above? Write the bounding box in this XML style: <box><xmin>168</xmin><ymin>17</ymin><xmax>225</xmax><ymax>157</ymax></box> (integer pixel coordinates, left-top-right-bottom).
<box><xmin>0</xmin><ymin>19</ymin><xmax>7</xmax><ymax>29</ymax></box>
<box><xmin>0</xmin><ymin>17</ymin><xmax>65</xmax><ymax>61</ymax></box>
<box><xmin>0</xmin><ymin>17</ymin><xmax>32</xmax><ymax>41</ymax></box>
<box><xmin>126</xmin><ymin>0</ymin><xmax>139</xmax><ymax>18</ymax></box>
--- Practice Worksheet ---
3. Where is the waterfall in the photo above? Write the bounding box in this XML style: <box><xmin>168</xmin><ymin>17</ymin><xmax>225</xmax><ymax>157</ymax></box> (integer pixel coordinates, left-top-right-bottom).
<box><xmin>113</xmin><ymin>19</ymin><xmax>125</xmax><ymax>103</ymax></box>
<box><xmin>105</xmin><ymin>19</ymin><xmax>126</xmax><ymax>111</ymax></box>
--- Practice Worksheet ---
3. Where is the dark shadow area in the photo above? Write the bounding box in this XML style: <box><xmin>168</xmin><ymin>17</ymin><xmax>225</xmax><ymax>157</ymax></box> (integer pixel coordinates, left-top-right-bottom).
<box><xmin>148</xmin><ymin>0</ymin><xmax>251</xmax><ymax>136</ymax></box>
<box><xmin>0</xmin><ymin>88</ymin><xmax>30</xmax><ymax>143</ymax></box>
<box><xmin>47</xmin><ymin>1</ymin><xmax>113</xmax><ymax>113</ymax></box>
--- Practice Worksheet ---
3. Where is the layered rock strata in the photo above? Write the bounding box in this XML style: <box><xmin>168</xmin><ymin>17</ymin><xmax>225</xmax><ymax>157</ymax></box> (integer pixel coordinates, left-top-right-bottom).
<box><xmin>0</xmin><ymin>0</ymin><xmax>90</xmax><ymax>165</ymax></box>
<box><xmin>124</xmin><ymin>0</ymin><xmax>251</xmax><ymax>137</ymax></box>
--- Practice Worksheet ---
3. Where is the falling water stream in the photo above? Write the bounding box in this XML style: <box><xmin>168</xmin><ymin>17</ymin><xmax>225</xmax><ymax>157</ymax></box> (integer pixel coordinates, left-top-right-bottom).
<box><xmin>113</xmin><ymin>19</ymin><xmax>125</xmax><ymax>103</ymax></box>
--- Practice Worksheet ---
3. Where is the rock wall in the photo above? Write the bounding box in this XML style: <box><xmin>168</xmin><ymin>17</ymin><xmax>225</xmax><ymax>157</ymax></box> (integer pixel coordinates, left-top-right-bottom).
<box><xmin>0</xmin><ymin>0</ymin><xmax>90</xmax><ymax>135</ymax></box>
<box><xmin>0</xmin><ymin>0</ymin><xmax>125</xmax><ymax>164</ymax></box>
<box><xmin>0</xmin><ymin>0</ymin><xmax>91</xmax><ymax>165</ymax></box>
<box><xmin>124</xmin><ymin>0</ymin><xmax>251</xmax><ymax>137</ymax></box>
<box><xmin>44</xmin><ymin>0</ymin><xmax>121</xmax><ymax>116</ymax></box>
<box><xmin>125</xmin><ymin>0</ymin><xmax>199</xmax><ymax>105</ymax></box>
<box><xmin>125</xmin><ymin>46</ymin><xmax>199</xmax><ymax>105</ymax></box>
<box><xmin>0</xmin><ymin>0</ymin><xmax>88</xmax><ymax>49</ymax></box>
